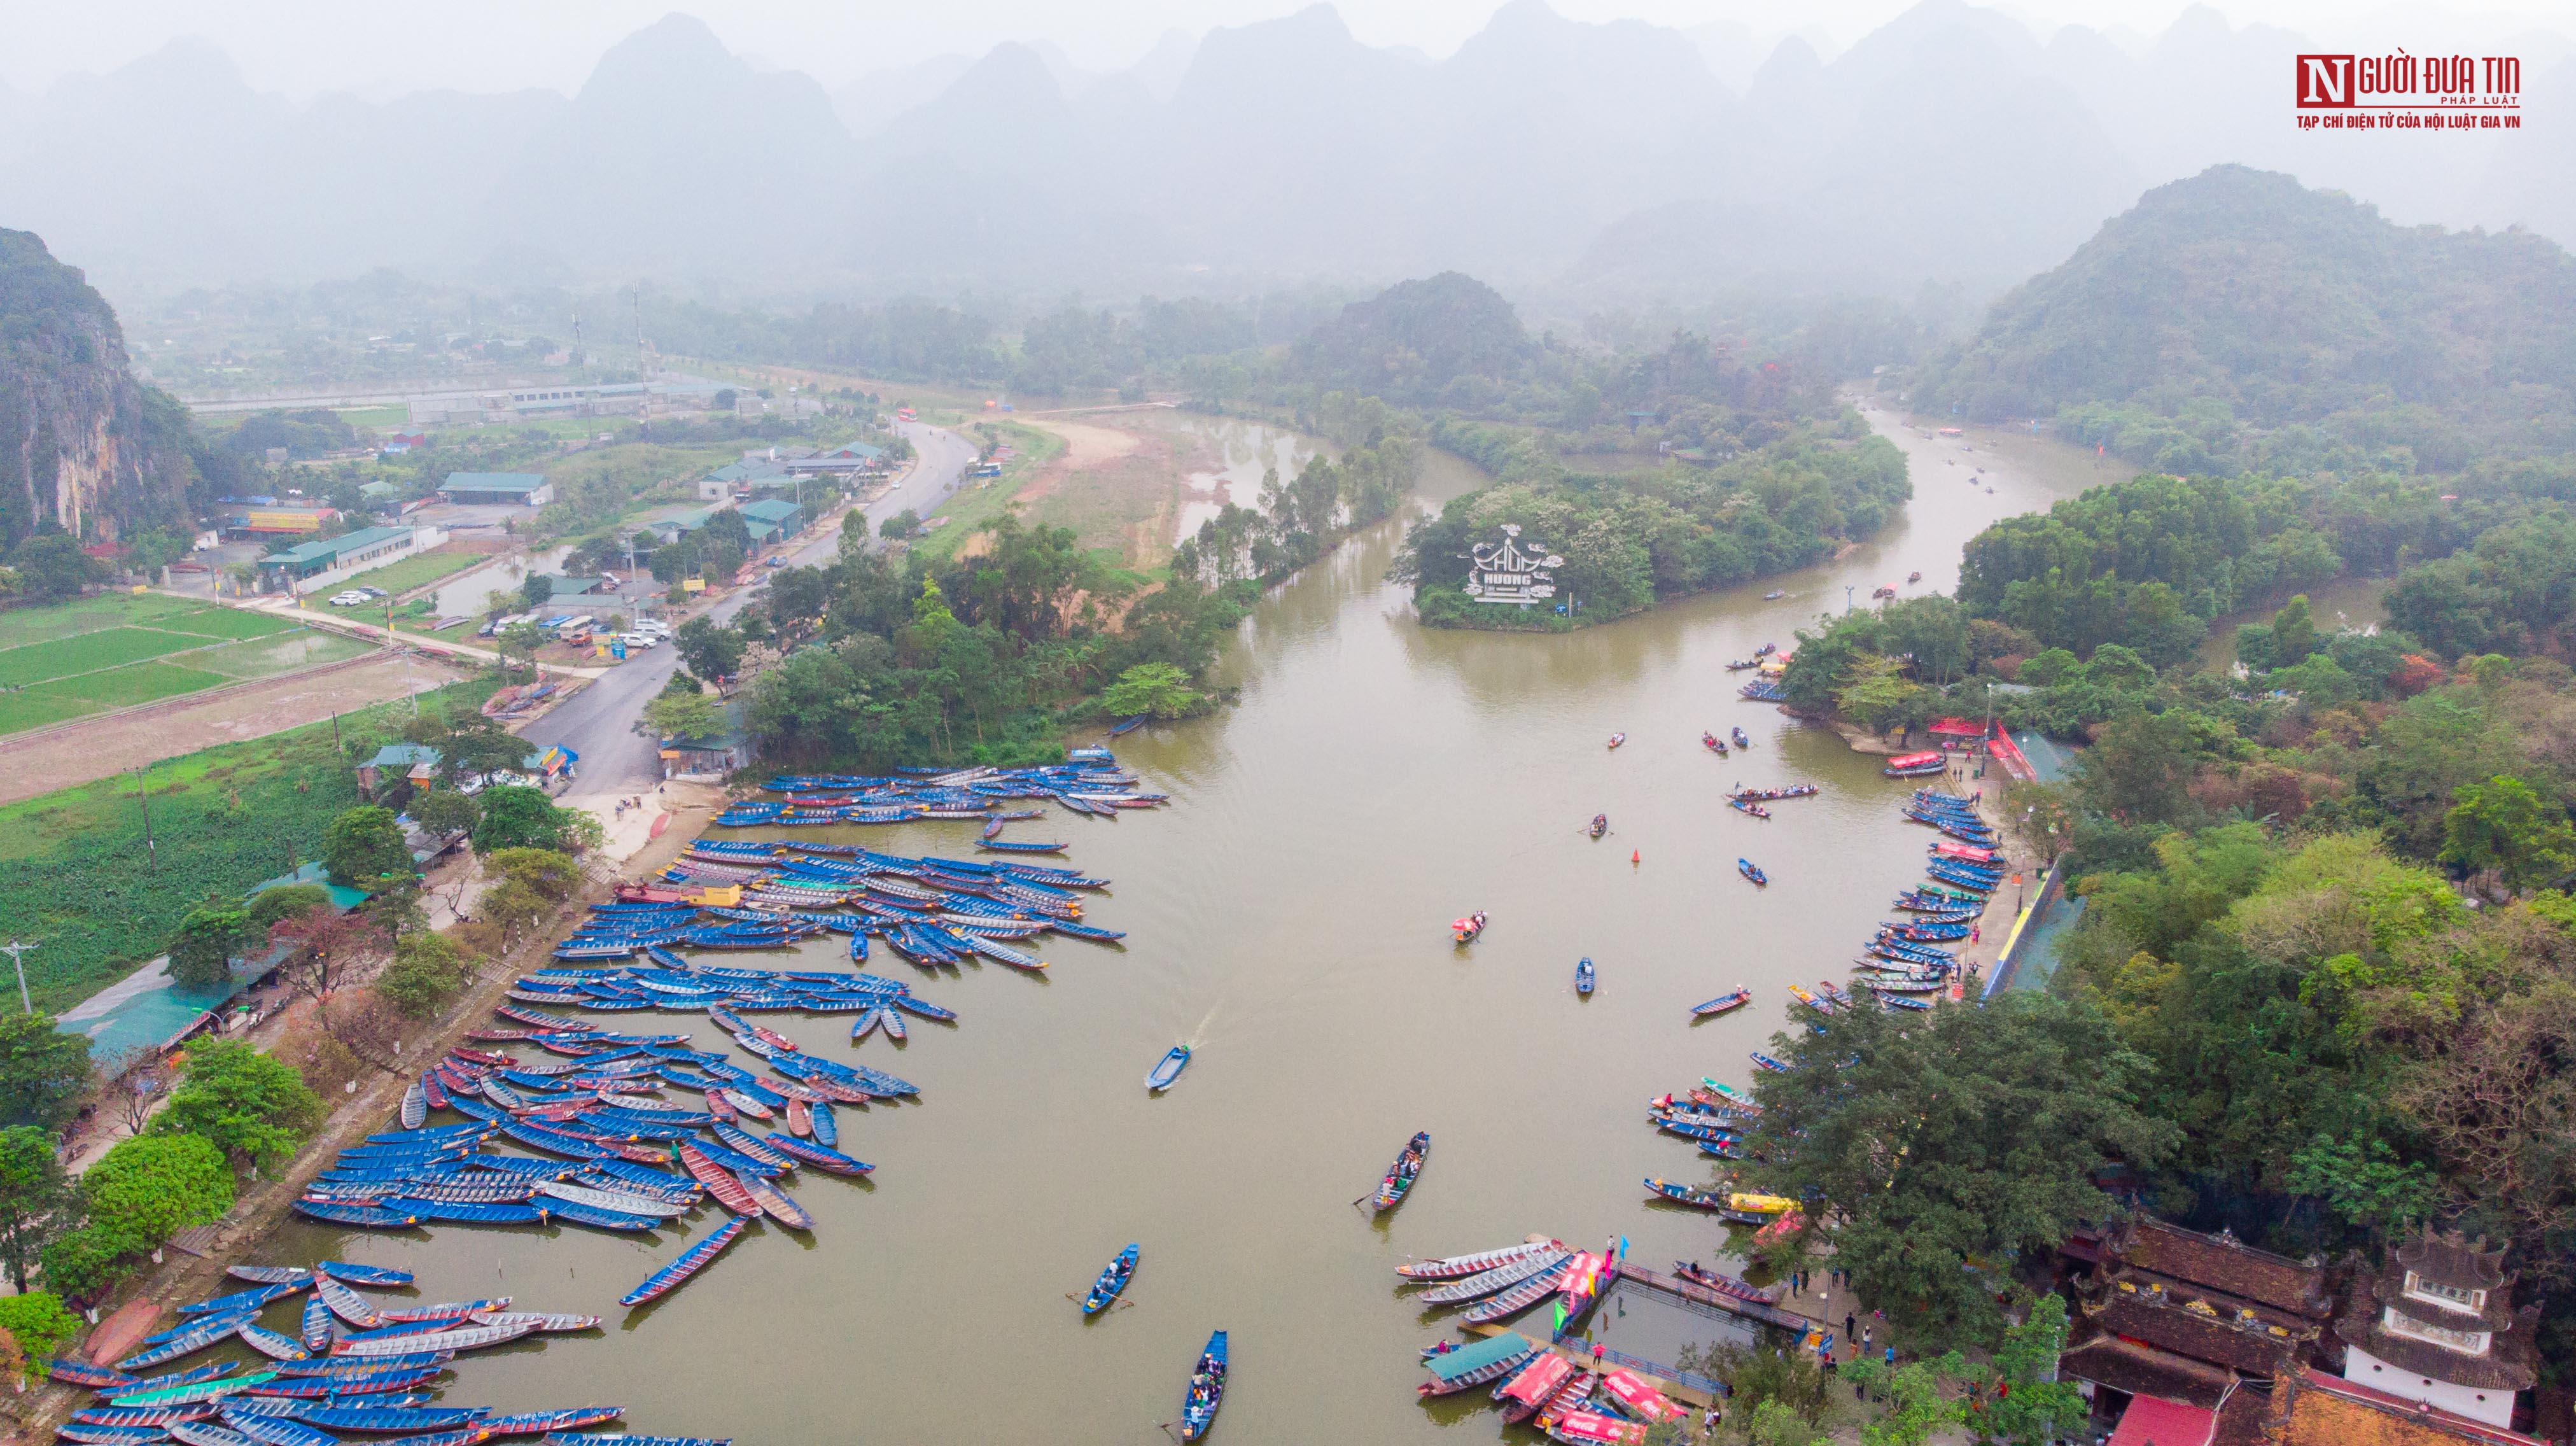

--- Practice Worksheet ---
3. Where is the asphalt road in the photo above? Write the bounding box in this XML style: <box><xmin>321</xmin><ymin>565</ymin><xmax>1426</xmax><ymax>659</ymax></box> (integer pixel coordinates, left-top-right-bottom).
<box><xmin>517</xmin><ymin>420</ymin><xmax>980</xmax><ymax>791</ymax></box>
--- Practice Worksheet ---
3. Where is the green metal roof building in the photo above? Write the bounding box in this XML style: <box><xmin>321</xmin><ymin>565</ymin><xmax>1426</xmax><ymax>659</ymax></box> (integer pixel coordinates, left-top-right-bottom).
<box><xmin>440</xmin><ymin>472</ymin><xmax>555</xmax><ymax>506</ymax></box>
<box><xmin>256</xmin><ymin>524</ymin><xmax>424</xmax><ymax>582</ymax></box>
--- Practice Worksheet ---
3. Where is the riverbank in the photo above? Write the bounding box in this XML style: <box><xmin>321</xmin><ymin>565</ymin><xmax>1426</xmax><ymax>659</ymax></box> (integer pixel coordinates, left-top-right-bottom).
<box><xmin>22</xmin><ymin>789</ymin><xmax>719</xmax><ymax>1433</ymax></box>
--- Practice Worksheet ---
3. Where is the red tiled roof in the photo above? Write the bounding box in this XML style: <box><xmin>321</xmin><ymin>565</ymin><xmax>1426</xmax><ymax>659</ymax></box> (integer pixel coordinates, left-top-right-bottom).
<box><xmin>2111</xmin><ymin>1394</ymin><xmax>2217</xmax><ymax>1446</ymax></box>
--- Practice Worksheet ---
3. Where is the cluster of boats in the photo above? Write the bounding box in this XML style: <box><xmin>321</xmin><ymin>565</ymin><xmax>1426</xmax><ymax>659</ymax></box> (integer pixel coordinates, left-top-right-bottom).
<box><xmin>713</xmin><ymin>752</ymin><xmax>1164</xmax><ymax>830</ymax></box>
<box><xmin>1699</xmin><ymin>726</ymin><xmax>1753</xmax><ymax>756</ymax></box>
<box><xmin>1722</xmin><ymin>643</ymin><xmax>1780</xmax><ymax>671</ymax></box>
<box><xmin>1410</xmin><ymin>1242</ymin><xmax>1708</xmax><ymax>1442</ymax></box>
<box><xmin>43</xmin><ymin>1261</ymin><xmax>717</xmax><ymax>1446</ymax></box>
<box><xmin>1837</xmin><ymin>790</ymin><xmax>2006</xmax><ymax>1004</ymax></box>
<box><xmin>1645</xmin><ymin>1079</ymin><xmax>1761</xmax><ymax>1163</ymax></box>
<box><xmin>589</xmin><ymin>838</ymin><xmax>1126</xmax><ymax>969</ymax></box>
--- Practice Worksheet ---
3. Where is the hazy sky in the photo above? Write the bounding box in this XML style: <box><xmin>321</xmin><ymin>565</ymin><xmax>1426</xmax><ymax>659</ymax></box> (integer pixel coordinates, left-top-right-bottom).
<box><xmin>4</xmin><ymin>0</ymin><xmax>2569</xmax><ymax>97</ymax></box>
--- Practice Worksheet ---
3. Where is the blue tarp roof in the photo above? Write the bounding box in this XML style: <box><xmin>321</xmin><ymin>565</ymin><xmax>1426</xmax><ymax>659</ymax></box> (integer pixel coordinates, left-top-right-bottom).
<box><xmin>1427</xmin><ymin>1333</ymin><xmax>1534</xmax><ymax>1382</ymax></box>
<box><xmin>60</xmin><ymin>864</ymin><xmax>367</xmax><ymax>1061</ymax></box>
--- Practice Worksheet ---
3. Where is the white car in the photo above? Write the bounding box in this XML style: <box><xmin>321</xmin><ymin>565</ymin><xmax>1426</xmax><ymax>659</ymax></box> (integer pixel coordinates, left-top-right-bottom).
<box><xmin>634</xmin><ymin>620</ymin><xmax>673</xmax><ymax>638</ymax></box>
<box><xmin>328</xmin><ymin>591</ymin><xmax>370</xmax><ymax>606</ymax></box>
<box><xmin>617</xmin><ymin>633</ymin><xmax>659</xmax><ymax>649</ymax></box>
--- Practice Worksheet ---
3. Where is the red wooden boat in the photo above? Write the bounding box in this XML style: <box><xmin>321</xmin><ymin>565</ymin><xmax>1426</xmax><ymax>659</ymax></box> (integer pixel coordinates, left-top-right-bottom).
<box><xmin>676</xmin><ymin>1145</ymin><xmax>764</xmax><ymax>1216</ymax></box>
<box><xmin>1497</xmin><ymin>1354</ymin><xmax>1576</xmax><ymax>1424</ymax></box>
<box><xmin>785</xmin><ymin>1096</ymin><xmax>812</xmax><ymax>1137</ymax></box>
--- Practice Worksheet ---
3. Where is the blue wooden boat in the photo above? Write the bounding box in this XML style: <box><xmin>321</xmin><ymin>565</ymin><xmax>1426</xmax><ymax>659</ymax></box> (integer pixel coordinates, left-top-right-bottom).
<box><xmin>1109</xmin><ymin>713</ymin><xmax>1148</xmax><ymax>736</ymax></box>
<box><xmin>297</xmin><ymin>1407</ymin><xmax>489</xmax><ymax>1432</ymax></box>
<box><xmin>1145</xmin><ymin>1045</ymin><xmax>1191</xmax><ymax>1092</ymax></box>
<box><xmin>106</xmin><ymin>1362</ymin><xmax>236</xmax><ymax>1394</ymax></box>
<box><xmin>1179</xmin><ymin>1330</ymin><xmax>1228</xmax><ymax>1440</ymax></box>
<box><xmin>231</xmin><ymin>1324</ymin><xmax>309</xmax><ymax>1362</ymax></box>
<box><xmin>735</xmin><ymin>1172</ymin><xmax>814</xmax><ymax>1231</ymax></box>
<box><xmin>808</xmin><ymin>1100</ymin><xmax>838</xmax><ymax>1149</ymax></box>
<box><xmin>1574</xmin><ymin>958</ymin><xmax>1595</xmax><ymax>995</ymax></box>
<box><xmin>399</xmin><ymin>1079</ymin><xmax>428</xmax><ymax>1130</ymax></box>
<box><xmin>293</xmin><ymin>1196</ymin><xmax>419</xmax><ymax>1226</ymax></box>
<box><xmin>879</xmin><ymin>1006</ymin><xmax>907</xmax><ymax>1042</ymax></box>
<box><xmin>1738</xmin><ymin>859</ymin><xmax>1767</xmax><ymax>885</ymax></box>
<box><xmin>890</xmin><ymin>994</ymin><xmax>956</xmax><ymax>1022</ymax></box>
<box><xmin>1732</xmin><ymin>727</ymin><xmax>1751</xmax><ymax>748</ymax></box>
<box><xmin>114</xmin><ymin>1317</ymin><xmax>259</xmax><ymax>1373</ymax></box>
<box><xmin>216</xmin><ymin>1407</ymin><xmax>339</xmax><ymax>1446</ymax></box>
<box><xmin>1690</xmin><ymin>988</ymin><xmax>1752</xmax><ymax>1016</ymax></box>
<box><xmin>1371</xmin><ymin>1132</ymin><xmax>1429</xmax><ymax>1210</ymax></box>
<box><xmin>62</xmin><ymin>1426</ymin><xmax>185</xmax><ymax>1444</ymax></box>
<box><xmin>977</xmin><ymin>838</ymin><xmax>1069</xmax><ymax>853</ymax></box>
<box><xmin>620</xmin><ymin>1217</ymin><xmax>750</xmax><ymax>1307</ymax></box>
<box><xmin>709</xmin><ymin>1121</ymin><xmax>794</xmax><ymax>1169</ymax></box>
<box><xmin>180</xmin><ymin>1282</ymin><xmax>303</xmax><ymax>1316</ymax></box>
<box><xmin>1082</xmin><ymin>1244</ymin><xmax>1140</xmax><ymax>1314</ymax></box>
<box><xmin>264</xmin><ymin>1355</ymin><xmax>451</xmax><ymax>1380</ymax></box>
<box><xmin>1750</xmin><ymin>1052</ymin><xmax>1789</xmax><ymax>1073</ymax></box>
<box><xmin>482</xmin><ymin>1407</ymin><xmax>624</xmax><ymax>1434</ymax></box>
<box><xmin>47</xmin><ymin>1359</ymin><xmax>141</xmax><ymax>1390</ymax></box>
<box><xmin>382</xmin><ymin>1197</ymin><xmax>546</xmax><ymax>1226</ymax></box>
<box><xmin>1643</xmin><ymin>1176</ymin><xmax>1730</xmax><ymax>1210</ymax></box>
<box><xmin>134</xmin><ymin>1309</ymin><xmax>254</xmax><ymax>1347</ymax></box>
<box><xmin>764</xmin><ymin>1135</ymin><xmax>872</xmax><ymax>1175</ymax></box>
<box><xmin>225</xmin><ymin>1265</ymin><xmax>316</xmax><ymax>1286</ymax></box>
<box><xmin>542</xmin><ymin>1197</ymin><xmax>664</xmax><ymax>1232</ymax></box>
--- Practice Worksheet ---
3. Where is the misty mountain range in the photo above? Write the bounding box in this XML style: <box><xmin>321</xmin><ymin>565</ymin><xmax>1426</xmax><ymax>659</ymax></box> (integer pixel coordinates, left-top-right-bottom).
<box><xmin>1</xmin><ymin>1</ymin><xmax>2567</xmax><ymax>304</ymax></box>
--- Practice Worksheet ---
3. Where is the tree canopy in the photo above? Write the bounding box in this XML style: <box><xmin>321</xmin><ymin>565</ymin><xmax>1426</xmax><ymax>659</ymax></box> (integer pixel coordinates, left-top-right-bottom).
<box><xmin>1743</xmin><ymin>992</ymin><xmax>2176</xmax><ymax>1342</ymax></box>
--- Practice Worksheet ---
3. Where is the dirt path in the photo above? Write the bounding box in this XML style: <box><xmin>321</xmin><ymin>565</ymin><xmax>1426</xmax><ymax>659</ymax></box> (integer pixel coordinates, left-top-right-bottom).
<box><xmin>0</xmin><ymin>652</ymin><xmax>468</xmax><ymax>805</ymax></box>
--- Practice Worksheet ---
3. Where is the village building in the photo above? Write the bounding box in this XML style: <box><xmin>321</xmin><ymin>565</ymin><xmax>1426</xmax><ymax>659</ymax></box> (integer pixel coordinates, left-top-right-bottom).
<box><xmin>2335</xmin><ymin>1226</ymin><xmax>2540</xmax><ymax>1429</ymax></box>
<box><xmin>438</xmin><ymin>472</ymin><xmax>555</xmax><ymax>507</ymax></box>
<box><xmin>2058</xmin><ymin>1218</ymin><xmax>2335</xmax><ymax>1443</ymax></box>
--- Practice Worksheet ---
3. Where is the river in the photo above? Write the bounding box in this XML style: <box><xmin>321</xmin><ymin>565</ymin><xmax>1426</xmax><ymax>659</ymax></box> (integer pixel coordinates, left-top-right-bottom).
<box><xmin>263</xmin><ymin>402</ymin><xmax>2092</xmax><ymax>1443</ymax></box>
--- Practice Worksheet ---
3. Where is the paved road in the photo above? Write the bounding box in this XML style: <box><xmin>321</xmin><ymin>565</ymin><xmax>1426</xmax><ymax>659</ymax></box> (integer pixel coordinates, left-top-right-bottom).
<box><xmin>518</xmin><ymin>421</ymin><xmax>979</xmax><ymax>791</ymax></box>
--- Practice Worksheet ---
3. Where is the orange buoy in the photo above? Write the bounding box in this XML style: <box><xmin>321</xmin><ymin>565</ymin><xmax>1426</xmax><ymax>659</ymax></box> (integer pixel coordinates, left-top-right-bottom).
<box><xmin>1630</xmin><ymin>850</ymin><xmax>1640</xmax><ymax>865</ymax></box>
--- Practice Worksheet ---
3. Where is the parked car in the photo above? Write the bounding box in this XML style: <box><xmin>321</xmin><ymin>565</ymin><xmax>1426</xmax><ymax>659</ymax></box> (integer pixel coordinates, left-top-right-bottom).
<box><xmin>357</xmin><ymin>586</ymin><xmax>388</xmax><ymax>598</ymax></box>
<box><xmin>328</xmin><ymin>591</ymin><xmax>369</xmax><ymax>606</ymax></box>
<box><xmin>617</xmin><ymin>633</ymin><xmax>659</xmax><ymax>650</ymax></box>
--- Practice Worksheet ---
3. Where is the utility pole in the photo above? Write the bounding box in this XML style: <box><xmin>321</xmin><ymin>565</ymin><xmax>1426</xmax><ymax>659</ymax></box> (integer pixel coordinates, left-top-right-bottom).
<box><xmin>132</xmin><ymin>768</ymin><xmax>155</xmax><ymax>870</ymax></box>
<box><xmin>1844</xmin><ymin>585</ymin><xmax>1856</xmax><ymax>614</ymax></box>
<box><xmin>0</xmin><ymin>940</ymin><xmax>34</xmax><ymax>1014</ymax></box>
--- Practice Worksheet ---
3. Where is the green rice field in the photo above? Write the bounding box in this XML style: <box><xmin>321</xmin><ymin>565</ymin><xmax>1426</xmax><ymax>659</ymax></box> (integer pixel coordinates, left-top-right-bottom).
<box><xmin>0</xmin><ymin>593</ymin><xmax>375</xmax><ymax>736</ymax></box>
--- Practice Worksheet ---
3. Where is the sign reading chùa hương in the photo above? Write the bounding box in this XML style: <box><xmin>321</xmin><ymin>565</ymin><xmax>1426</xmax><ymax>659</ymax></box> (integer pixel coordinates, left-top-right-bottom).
<box><xmin>1461</xmin><ymin>524</ymin><xmax>1564</xmax><ymax>605</ymax></box>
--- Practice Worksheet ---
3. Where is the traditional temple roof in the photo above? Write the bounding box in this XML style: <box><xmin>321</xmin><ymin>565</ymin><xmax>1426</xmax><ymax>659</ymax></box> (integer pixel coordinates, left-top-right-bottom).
<box><xmin>2337</xmin><ymin>1224</ymin><xmax>2540</xmax><ymax>1393</ymax></box>
<box><xmin>2337</xmin><ymin>1291</ymin><xmax>2539</xmax><ymax>1392</ymax></box>
<box><xmin>2090</xmin><ymin>1287</ymin><xmax>2309</xmax><ymax>1375</ymax></box>
<box><xmin>2057</xmin><ymin>1335</ymin><xmax>2237</xmax><ymax>1410</ymax></box>
<box><xmin>2393</xmin><ymin>1227</ymin><xmax>2513</xmax><ymax>1294</ymax></box>
<box><xmin>2106</xmin><ymin>1218</ymin><xmax>2335</xmax><ymax>1321</ymax></box>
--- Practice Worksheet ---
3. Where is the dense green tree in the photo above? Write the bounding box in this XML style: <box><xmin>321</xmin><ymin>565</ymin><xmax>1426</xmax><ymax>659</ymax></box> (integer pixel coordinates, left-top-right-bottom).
<box><xmin>0</xmin><ymin>1015</ymin><xmax>90</xmax><ymax>1132</ymax></box>
<box><xmin>0</xmin><ymin>1127</ymin><xmax>73</xmax><ymax>1291</ymax></box>
<box><xmin>244</xmin><ymin>883</ymin><xmax>331</xmax><ymax>934</ymax></box>
<box><xmin>640</xmin><ymin>687</ymin><xmax>727</xmax><ymax>742</ymax></box>
<box><xmin>473</xmin><ymin>785</ymin><xmax>577</xmax><ymax>853</ymax></box>
<box><xmin>1098</xmin><ymin>663</ymin><xmax>1201</xmax><ymax>720</ymax></box>
<box><xmin>153</xmin><ymin>1040</ymin><xmax>324</xmax><ymax>1173</ymax></box>
<box><xmin>406</xmin><ymin>786</ymin><xmax>479</xmax><ymax>840</ymax></box>
<box><xmin>1744</xmin><ymin>993</ymin><xmax>2176</xmax><ymax>1344</ymax></box>
<box><xmin>1844</xmin><ymin>1353</ymin><xmax>1970</xmax><ymax>1446</ymax></box>
<box><xmin>2439</xmin><ymin>775</ymin><xmax>2576</xmax><ymax>888</ymax></box>
<box><xmin>168</xmin><ymin>896</ymin><xmax>255</xmax><ymax>990</ymax></box>
<box><xmin>2073</xmin><ymin>709</ymin><xmax>2209</xmax><ymax>825</ymax></box>
<box><xmin>0</xmin><ymin>1291</ymin><xmax>78</xmax><ymax>1374</ymax></box>
<box><xmin>519</xmin><ymin>573</ymin><xmax>554</xmax><ymax>609</ymax></box>
<box><xmin>1973</xmin><ymin>1296</ymin><xmax>2092</xmax><ymax>1446</ymax></box>
<box><xmin>674</xmin><ymin>617</ymin><xmax>744</xmax><ymax>683</ymax></box>
<box><xmin>879</xmin><ymin>507</ymin><xmax>922</xmax><ymax>540</ymax></box>
<box><xmin>322</xmin><ymin>804</ymin><xmax>412</xmax><ymax>890</ymax></box>
<box><xmin>6</xmin><ymin>533</ymin><xmax>101</xmax><ymax>600</ymax></box>
<box><xmin>375</xmin><ymin>931</ymin><xmax>473</xmax><ymax>1020</ymax></box>
<box><xmin>78</xmin><ymin>1133</ymin><xmax>231</xmax><ymax>1255</ymax></box>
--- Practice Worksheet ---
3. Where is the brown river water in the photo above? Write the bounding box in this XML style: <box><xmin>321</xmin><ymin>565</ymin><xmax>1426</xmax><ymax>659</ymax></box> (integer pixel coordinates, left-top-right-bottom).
<box><xmin>260</xmin><ymin>404</ymin><xmax>2094</xmax><ymax>1442</ymax></box>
